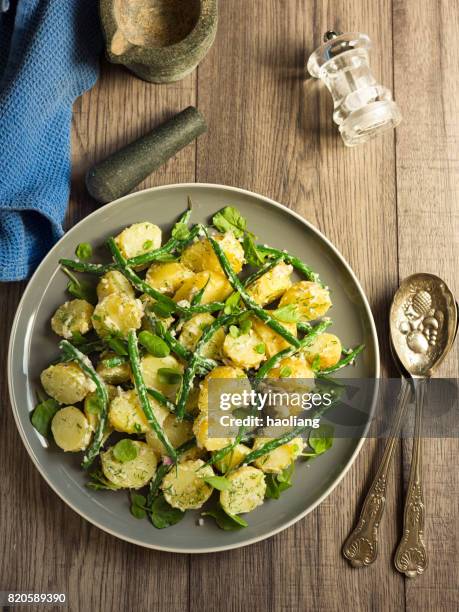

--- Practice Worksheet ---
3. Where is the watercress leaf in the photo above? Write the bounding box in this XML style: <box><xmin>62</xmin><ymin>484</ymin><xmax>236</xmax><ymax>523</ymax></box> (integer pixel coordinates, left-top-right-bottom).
<box><xmin>86</xmin><ymin>469</ymin><xmax>120</xmax><ymax>491</ymax></box>
<box><xmin>272</xmin><ymin>304</ymin><xmax>299</xmax><ymax>323</ymax></box>
<box><xmin>67</xmin><ymin>278</ymin><xmax>97</xmax><ymax>303</ymax></box>
<box><xmin>239</xmin><ymin>318</ymin><xmax>252</xmax><ymax>335</ymax></box>
<box><xmin>150</xmin><ymin>494</ymin><xmax>185</xmax><ymax>529</ymax></box>
<box><xmin>130</xmin><ymin>492</ymin><xmax>147</xmax><ymax>507</ymax></box>
<box><xmin>172</xmin><ymin>222</ymin><xmax>191</xmax><ymax>241</ymax></box>
<box><xmin>212</xmin><ymin>206</ymin><xmax>247</xmax><ymax>238</ymax></box>
<box><xmin>138</xmin><ymin>331</ymin><xmax>170</xmax><ymax>358</ymax></box>
<box><xmin>157</xmin><ymin>368</ymin><xmax>182</xmax><ymax>385</ymax></box>
<box><xmin>224</xmin><ymin>291</ymin><xmax>241</xmax><ymax>314</ymax></box>
<box><xmin>202</xmin><ymin>476</ymin><xmax>231</xmax><ymax>491</ymax></box>
<box><xmin>277</xmin><ymin>463</ymin><xmax>294</xmax><ymax>487</ymax></box>
<box><xmin>31</xmin><ymin>398</ymin><xmax>60</xmax><ymax>437</ymax></box>
<box><xmin>75</xmin><ymin>242</ymin><xmax>93</xmax><ymax>261</ymax></box>
<box><xmin>113</xmin><ymin>439</ymin><xmax>138</xmax><ymax>463</ymax></box>
<box><xmin>85</xmin><ymin>395</ymin><xmax>101</xmax><ymax>415</ymax></box>
<box><xmin>242</xmin><ymin>234</ymin><xmax>265</xmax><ymax>267</ymax></box>
<box><xmin>106</xmin><ymin>337</ymin><xmax>128</xmax><ymax>356</ymax></box>
<box><xmin>254</xmin><ymin>342</ymin><xmax>266</xmax><ymax>354</ymax></box>
<box><xmin>264</xmin><ymin>474</ymin><xmax>281</xmax><ymax>499</ymax></box>
<box><xmin>309</xmin><ymin>424</ymin><xmax>334</xmax><ymax>455</ymax></box>
<box><xmin>130</xmin><ymin>504</ymin><xmax>147</xmax><ymax>519</ymax></box>
<box><xmin>279</xmin><ymin>365</ymin><xmax>292</xmax><ymax>378</ymax></box>
<box><xmin>229</xmin><ymin>325</ymin><xmax>240</xmax><ymax>339</ymax></box>
<box><xmin>202</xmin><ymin>504</ymin><xmax>248</xmax><ymax>530</ymax></box>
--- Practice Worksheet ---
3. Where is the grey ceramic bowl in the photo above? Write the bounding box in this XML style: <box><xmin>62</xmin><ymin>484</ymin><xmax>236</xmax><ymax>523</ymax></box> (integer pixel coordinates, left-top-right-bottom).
<box><xmin>8</xmin><ymin>184</ymin><xmax>379</xmax><ymax>553</ymax></box>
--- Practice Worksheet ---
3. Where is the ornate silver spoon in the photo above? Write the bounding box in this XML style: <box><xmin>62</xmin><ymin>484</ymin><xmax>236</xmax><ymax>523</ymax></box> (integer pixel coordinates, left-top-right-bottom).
<box><xmin>390</xmin><ymin>273</ymin><xmax>457</xmax><ymax>577</ymax></box>
<box><xmin>343</xmin><ymin>273</ymin><xmax>457</xmax><ymax>574</ymax></box>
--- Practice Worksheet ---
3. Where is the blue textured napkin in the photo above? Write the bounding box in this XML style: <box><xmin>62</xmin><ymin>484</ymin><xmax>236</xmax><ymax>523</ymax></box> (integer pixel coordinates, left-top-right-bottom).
<box><xmin>0</xmin><ymin>0</ymin><xmax>102</xmax><ymax>282</ymax></box>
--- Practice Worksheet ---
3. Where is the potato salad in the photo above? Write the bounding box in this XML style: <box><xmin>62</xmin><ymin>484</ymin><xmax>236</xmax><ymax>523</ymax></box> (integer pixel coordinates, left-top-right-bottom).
<box><xmin>31</xmin><ymin>205</ymin><xmax>363</xmax><ymax>531</ymax></box>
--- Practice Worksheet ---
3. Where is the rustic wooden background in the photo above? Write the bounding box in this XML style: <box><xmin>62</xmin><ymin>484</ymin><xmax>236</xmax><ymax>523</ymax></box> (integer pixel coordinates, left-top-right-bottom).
<box><xmin>1</xmin><ymin>1</ymin><xmax>458</xmax><ymax>611</ymax></box>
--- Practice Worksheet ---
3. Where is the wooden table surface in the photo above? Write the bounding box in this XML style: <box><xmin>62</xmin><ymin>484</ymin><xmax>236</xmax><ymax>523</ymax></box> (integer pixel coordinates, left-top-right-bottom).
<box><xmin>1</xmin><ymin>2</ymin><xmax>458</xmax><ymax>611</ymax></box>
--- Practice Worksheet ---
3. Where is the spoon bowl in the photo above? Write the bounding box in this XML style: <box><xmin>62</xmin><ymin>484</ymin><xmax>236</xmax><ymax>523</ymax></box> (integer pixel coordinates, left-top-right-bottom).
<box><xmin>390</xmin><ymin>273</ymin><xmax>457</xmax><ymax>378</ymax></box>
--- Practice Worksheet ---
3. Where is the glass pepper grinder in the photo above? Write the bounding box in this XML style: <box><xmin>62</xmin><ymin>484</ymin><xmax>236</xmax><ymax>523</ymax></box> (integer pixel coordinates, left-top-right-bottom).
<box><xmin>307</xmin><ymin>31</ymin><xmax>402</xmax><ymax>146</ymax></box>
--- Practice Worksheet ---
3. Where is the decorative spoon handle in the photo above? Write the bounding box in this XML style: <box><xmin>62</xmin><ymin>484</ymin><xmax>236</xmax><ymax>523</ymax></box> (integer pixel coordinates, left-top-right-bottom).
<box><xmin>394</xmin><ymin>378</ymin><xmax>428</xmax><ymax>577</ymax></box>
<box><xmin>343</xmin><ymin>379</ymin><xmax>412</xmax><ymax>567</ymax></box>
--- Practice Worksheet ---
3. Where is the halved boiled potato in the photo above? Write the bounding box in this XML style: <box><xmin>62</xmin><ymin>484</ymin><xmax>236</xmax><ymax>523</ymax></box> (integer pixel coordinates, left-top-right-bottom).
<box><xmin>114</xmin><ymin>222</ymin><xmax>161</xmax><ymax>261</ymax></box>
<box><xmin>40</xmin><ymin>362</ymin><xmax>95</xmax><ymax>405</ymax></box>
<box><xmin>214</xmin><ymin>443</ymin><xmax>251</xmax><ymax>473</ymax></box>
<box><xmin>161</xmin><ymin>459</ymin><xmax>214</xmax><ymax>511</ymax></box>
<box><xmin>108</xmin><ymin>389</ymin><xmax>168</xmax><ymax>434</ymax></box>
<box><xmin>252</xmin><ymin>437</ymin><xmax>305</xmax><ymax>473</ymax></box>
<box><xmin>96</xmin><ymin>270</ymin><xmax>135</xmax><ymax>300</ymax></box>
<box><xmin>220</xmin><ymin>466</ymin><xmax>266</xmax><ymax>515</ymax></box>
<box><xmin>193</xmin><ymin>411</ymin><xmax>233</xmax><ymax>451</ymax></box>
<box><xmin>51</xmin><ymin>406</ymin><xmax>92</xmax><ymax>452</ymax></box>
<box><xmin>96</xmin><ymin>352</ymin><xmax>132</xmax><ymax>385</ymax></box>
<box><xmin>101</xmin><ymin>441</ymin><xmax>157</xmax><ymax>489</ymax></box>
<box><xmin>222</xmin><ymin>329</ymin><xmax>266</xmax><ymax>370</ymax></box>
<box><xmin>92</xmin><ymin>293</ymin><xmax>143</xmax><ymax>339</ymax></box>
<box><xmin>197</xmin><ymin>365</ymin><xmax>247</xmax><ymax>413</ymax></box>
<box><xmin>145</xmin><ymin>261</ymin><xmax>194</xmax><ymax>295</ymax></box>
<box><xmin>173</xmin><ymin>271</ymin><xmax>232</xmax><ymax>305</ymax></box>
<box><xmin>268</xmin><ymin>357</ymin><xmax>315</xmax><ymax>415</ymax></box>
<box><xmin>178</xmin><ymin>313</ymin><xmax>225</xmax><ymax>360</ymax></box>
<box><xmin>181</xmin><ymin>232</ymin><xmax>244</xmax><ymax>275</ymax></box>
<box><xmin>279</xmin><ymin>281</ymin><xmax>332</xmax><ymax>321</ymax></box>
<box><xmin>146</xmin><ymin>414</ymin><xmax>193</xmax><ymax>458</ymax></box>
<box><xmin>51</xmin><ymin>299</ymin><xmax>94</xmax><ymax>339</ymax></box>
<box><xmin>302</xmin><ymin>332</ymin><xmax>342</xmax><ymax>370</ymax></box>
<box><xmin>246</xmin><ymin>262</ymin><xmax>293</xmax><ymax>306</ymax></box>
<box><xmin>138</xmin><ymin>354</ymin><xmax>184</xmax><ymax>400</ymax></box>
<box><xmin>251</xmin><ymin>313</ymin><xmax>297</xmax><ymax>358</ymax></box>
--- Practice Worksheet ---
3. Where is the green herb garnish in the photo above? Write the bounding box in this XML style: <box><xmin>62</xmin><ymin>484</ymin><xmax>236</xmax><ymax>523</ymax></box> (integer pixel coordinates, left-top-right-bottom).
<box><xmin>31</xmin><ymin>398</ymin><xmax>60</xmax><ymax>437</ymax></box>
<box><xmin>202</xmin><ymin>475</ymin><xmax>231</xmax><ymax>491</ymax></box>
<box><xmin>150</xmin><ymin>494</ymin><xmax>185</xmax><ymax>528</ymax></box>
<box><xmin>212</xmin><ymin>206</ymin><xmax>247</xmax><ymax>238</ymax></box>
<box><xmin>75</xmin><ymin>242</ymin><xmax>93</xmax><ymax>261</ymax></box>
<box><xmin>157</xmin><ymin>368</ymin><xmax>182</xmax><ymax>385</ymax></box>
<box><xmin>112</xmin><ymin>439</ymin><xmax>138</xmax><ymax>463</ymax></box>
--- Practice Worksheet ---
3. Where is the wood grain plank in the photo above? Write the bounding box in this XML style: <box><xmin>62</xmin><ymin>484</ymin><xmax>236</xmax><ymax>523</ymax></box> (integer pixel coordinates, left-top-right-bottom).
<box><xmin>0</xmin><ymin>59</ymin><xmax>196</xmax><ymax>612</ymax></box>
<box><xmin>393</xmin><ymin>0</ymin><xmax>459</xmax><ymax>609</ymax></box>
<box><xmin>193</xmin><ymin>2</ymin><xmax>403</xmax><ymax>611</ymax></box>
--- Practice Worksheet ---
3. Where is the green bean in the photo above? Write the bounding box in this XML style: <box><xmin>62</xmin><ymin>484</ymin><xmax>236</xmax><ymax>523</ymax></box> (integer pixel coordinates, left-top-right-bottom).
<box><xmin>203</xmin><ymin>229</ymin><xmax>301</xmax><ymax>349</ymax></box>
<box><xmin>59</xmin><ymin>259</ymin><xmax>113</xmax><ymax>275</ymax></box>
<box><xmin>241</xmin><ymin>425</ymin><xmax>310</xmax><ymax>466</ymax></box>
<box><xmin>318</xmin><ymin>344</ymin><xmax>365</xmax><ymax>376</ymax></box>
<box><xmin>59</xmin><ymin>211</ymin><xmax>197</xmax><ymax>275</ymax></box>
<box><xmin>146</xmin><ymin>387</ymin><xmax>177</xmax><ymax>414</ymax></box>
<box><xmin>223</xmin><ymin>257</ymin><xmax>283</xmax><ymax>313</ymax></box>
<box><xmin>127</xmin><ymin>331</ymin><xmax>177</xmax><ymax>461</ymax></box>
<box><xmin>146</xmin><ymin>313</ymin><xmax>216</xmax><ymax>372</ymax></box>
<box><xmin>202</xmin><ymin>426</ymin><xmax>246</xmax><ymax>469</ymax></box>
<box><xmin>255</xmin><ymin>319</ymin><xmax>332</xmax><ymax>380</ymax></box>
<box><xmin>108</xmin><ymin>236</ymin><xmax>226</xmax><ymax>317</ymax></box>
<box><xmin>297</xmin><ymin>321</ymin><xmax>313</xmax><ymax>335</ymax></box>
<box><xmin>146</xmin><ymin>387</ymin><xmax>193</xmax><ymax>422</ymax></box>
<box><xmin>175</xmin><ymin>313</ymin><xmax>240</xmax><ymax>419</ymax></box>
<box><xmin>59</xmin><ymin>340</ymin><xmax>109</xmax><ymax>469</ymax></box>
<box><xmin>256</xmin><ymin>245</ymin><xmax>321</xmax><ymax>284</ymax></box>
